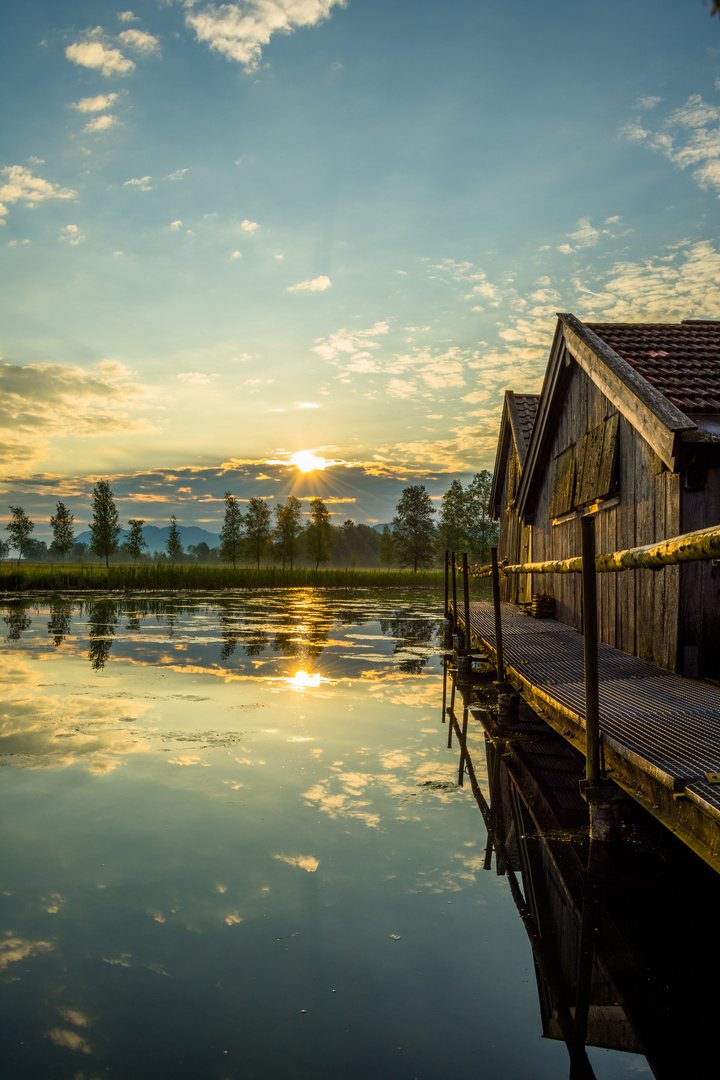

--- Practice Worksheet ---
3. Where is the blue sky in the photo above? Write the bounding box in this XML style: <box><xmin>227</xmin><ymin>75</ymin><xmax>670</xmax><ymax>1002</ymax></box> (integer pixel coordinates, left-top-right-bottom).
<box><xmin>1</xmin><ymin>0</ymin><xmax>719</xmax><ymax>533</ymax></box>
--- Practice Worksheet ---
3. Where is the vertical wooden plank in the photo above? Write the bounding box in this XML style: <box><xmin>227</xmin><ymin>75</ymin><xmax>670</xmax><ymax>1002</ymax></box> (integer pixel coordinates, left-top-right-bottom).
<box><xmin>617</xmin><ymin>416</ymin><xmax>635</xmax><ymax>658</ymax></box>
<box><xmin>635</xmin><ymin>430</ymin><xmax>655</xmax><ymax>663</ymax></box>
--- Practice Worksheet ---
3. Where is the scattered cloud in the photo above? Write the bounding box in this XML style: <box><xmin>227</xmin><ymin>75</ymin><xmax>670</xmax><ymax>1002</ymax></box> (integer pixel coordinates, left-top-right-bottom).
<box><xmin>286</xmin><ymin>275</ymin><xmax>332</xmax><ymax>293</ymax></box>
<box><xmin>45</xmin><ymin>1029</ymin><xmax>92</xmax><ymax>1054</ymax></box>
<box><xmin>0</xmin><ymin>166</ymin><xmax>76</xmax><ymax>220</ymax></box>
<box><xmin>274</xmin><ymin>854</ymin><xmax>320</xmax><ymax>872</ymax></box>
<box><xmin>168</xmin><ymin>220</ymin><xmax>183</xmax><ymax>230</ymax></box>
<box><xmin>117</xmin><ymin>11</ymin><xmax>139</xmax><ymax>23</ymax></box>
<box><xmin>72</xmin><ymin>93</ymin><xmax>119</xmax><ymax>113</ymax></box>
<box><xmin>635</xmin><ymin>94</ymin><xmax>662</xmax><ymax>110</ymax></box>
<box><xmin>177</xmin><ymin>371</ymin><xmax>217</xmax><ymax>384</ymax></box>
<box><xmin>312</xmin><ymin>321</ymin><xmax>389</xmax><ymax>364</ymax></box>
<box><xmin>622</xmin><ymin>93</ymin><xmax>720</xmax><ymax>197</ymax></box>
<box><xmin>66</xmin><ymin>39</ymin><xmax>135</xmax><ymax>77</ymax></box>
<box><xmin>118</xmin><ymin>28</ymin><xmax>160</xmax><ymax>54</ymax></box>
<box><xmin>0</xmin><ymin>935</ymin><xmax>54</xmax><ymax>971</ymax></box>
<box><xmin>124</xmin><ymin>176</ymin><xmax>152</xmax><ymax>191</ymax></box>
<box><xmin>295</xmin><ymin>401</ymin><xmax>319</xmax><ymax>408</ymax></box>
<box><xmin>59</xmin><ymin>224</ymin><xmax>85</xmax><ymax>245</ymax></box>
<box><xmin>230</xmin><ymin>249</ymin><xmax>242</xmax><ymax>259</ymax></box>
<box><xmin>0</xmin><ymin>359</ymin><xmax>159</xmax><ymax>469</ymax></box>
<box><xmin>240</xmin><ymin>219</ymin><xmax>259</xmax><ymax>234</ymax></box>
<box><xmin>182</xmin><ymin>0</ymin><xmax>347</xmax><ymax>70</ymax></box>
<box><xmin>84</xmin><ymin>114</ymin><xmax>117</xmax><ymax>133</ymax></box>
<box><xmin>165</xmin><ymin>167</ymin><xmax>189</xmax><ymax>181</ymax></box>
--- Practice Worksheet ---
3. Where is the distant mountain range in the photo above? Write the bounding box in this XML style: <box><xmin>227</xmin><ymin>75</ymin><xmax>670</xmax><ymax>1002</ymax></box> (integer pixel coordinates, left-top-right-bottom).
<box><xmin>76</xmin><ymin>525</ymin><xmax>219</xmax><ymax>552</ymax></box>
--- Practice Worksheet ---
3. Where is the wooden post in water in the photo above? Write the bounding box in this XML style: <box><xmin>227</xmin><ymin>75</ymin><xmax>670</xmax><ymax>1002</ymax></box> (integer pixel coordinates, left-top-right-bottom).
<box><xmin>444</xmin><ymin>550</ymin><xmax>450</xmax><ymax>618</ymax></box>
<box><xmin>581</xmin><ymin>517</ymin><xmax>601</xmax><ymax>787</ymax></box>
<box><xmin>462</xmin><ymin>552</ymin><xmax>471</xmax><ymax>648</ymax></box>
<box><xmin>491</xmin><ymin>547</ymin><xmax>505</xmax><ymax>685</ymax></box>
<box><xmin>457</xmin><ymin>704</ymin><xmax>469</xmax><ymax>786</ymax></box>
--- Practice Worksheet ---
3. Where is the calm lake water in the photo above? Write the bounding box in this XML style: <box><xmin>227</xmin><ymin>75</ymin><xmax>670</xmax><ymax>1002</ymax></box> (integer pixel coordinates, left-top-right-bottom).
<box><xmin>1</xmin><ymin>588</ymin><xmax>701</xmax><ymax>1079</ymax></box>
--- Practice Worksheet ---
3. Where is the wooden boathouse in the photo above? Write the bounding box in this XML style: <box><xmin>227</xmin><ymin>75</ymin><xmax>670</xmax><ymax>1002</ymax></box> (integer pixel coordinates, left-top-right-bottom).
<box><xmin>446</xmin><ymin>314</ymin><xmax>720</xmax><ymax>874</ymax></box>
<box><xmin>491</xmin><ymin>315</ymin><xmax>720</xmax><ymax>680</ymax></box>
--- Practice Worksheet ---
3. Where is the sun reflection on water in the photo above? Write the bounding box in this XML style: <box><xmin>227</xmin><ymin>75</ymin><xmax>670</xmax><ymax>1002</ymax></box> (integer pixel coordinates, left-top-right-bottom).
<box><xmin>288</xmin><ymin>670</ymin><xmax>324</xmax><ymax>690</ymax></box>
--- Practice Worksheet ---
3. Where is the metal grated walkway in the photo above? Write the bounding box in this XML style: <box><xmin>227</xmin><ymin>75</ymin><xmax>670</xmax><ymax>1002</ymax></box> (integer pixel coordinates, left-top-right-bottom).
<box><xmin>454</xmin><ymin>601</ymin><xmax>720</xmax><ymax>822</ymax></box>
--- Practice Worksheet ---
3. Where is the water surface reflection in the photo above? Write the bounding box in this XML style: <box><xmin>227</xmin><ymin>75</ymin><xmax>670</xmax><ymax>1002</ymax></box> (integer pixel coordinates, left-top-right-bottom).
<box><xmin>0</xmin><ymin>590</ymin><xmax>640</xmax><ymax>1079</ymax></box>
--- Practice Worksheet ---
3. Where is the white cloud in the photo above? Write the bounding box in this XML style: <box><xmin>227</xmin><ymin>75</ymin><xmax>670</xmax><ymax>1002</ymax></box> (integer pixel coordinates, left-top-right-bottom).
<box><xmin>0</xmin><ymin>166</ymin><xmax>76</xmax><ymax>219</ymax></box>
<box><xmin>286</xmin><ymin>275</ymin><xmax>332</xmax><ymax>293</ymax></box>
<box><xmin>72</xmin><ymin>93</ymin><xmax>119</xmax><ymax>113</ymax></box>
<box><xmin>312</xmin><ymin>321</ymin><xmax>389</xmax><ymax>362</ymax></box>
<box><xmin>59</xmin><ymin>224</ymin><xmax>85</xmax><ymax>245</ymax></box>
<box><xmin>117</xmin><ymin>11</ymin><xmax>139</xmax><ymax>22</ymax></box>
<box><xmin>273</xmin><ymin>854</ymin><xmax>319</xmax><ymax>872</ymax></box>
<box><xmin>66</xmin><ymin>40</ymin><xmax>135</xmax><ymax>77</ymax></box>
<box><xmin>168</xmin><ymin>220</ymin><xmax>183</xmax><ymax>230</ymax></box>
<box><xmin>295</xmin><ymin>401</ymin><xmax>319</xmax><ymax>408</ymax></box>
<box><xmin>118</xmin><ymin>28</ymin><xmax>160</xmax><ymax>54</ymax></box>
<box><xmin>165</xmin><ymin>167</ymin><xmax>189</xmax><ymax>181</ymax></box>
<box><xmin>230</xmin><ymin>249</ymin><xmax>242</xmax><ymax>259</ymax></box>
<box><xmin>177</xmin><ymin>371</ymin><xmax>217</xmax><ymax>384</ymax></box>
<box><xmin>84</xmin><ymin>114</ymin><xmax>116</xmax><ymax>133</ymax></box>
<box><xmin>183</xmin><ymin>0</ymin><xmax>346</xmax><ymax>70</ymax></box>
<box><xmin>635</xmin><ymin>94</ymin><xmax>662</xmax><ymax>110</ymax></box>
<box><xmin>0</xmin><ymin>359</ymin><xmax>159</xmax><ymax>469</ymax></box>
<box><xmin>240</xmin><ymin>219</ymin><xmax>259</xmax><ymax>233</ymax></box>
<box><xmin>623</xmin><ymin>93</ymin><xmax>720</xmax><ymax>197</ymax></box>
<box><xmin>123</xmin><ymin>176</ymin><xmax>152</xmax><ymax>191</ymax></box>
<box><xmin>571</xmin><ymin>239</ymin><xmax>720</xmax><ymax>321</ymax></box>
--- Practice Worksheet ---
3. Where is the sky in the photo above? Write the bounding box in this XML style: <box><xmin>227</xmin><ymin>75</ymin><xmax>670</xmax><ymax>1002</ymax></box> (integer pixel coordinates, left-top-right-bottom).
<box><xmin>1</xmin><ymin>0</ymin><xmax>720</xmax><ymax>536</ymax></box>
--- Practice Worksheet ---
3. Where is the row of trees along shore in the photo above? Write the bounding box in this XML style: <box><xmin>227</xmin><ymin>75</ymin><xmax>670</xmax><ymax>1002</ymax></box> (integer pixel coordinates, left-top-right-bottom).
<box><xmin>3</xmin><ymin>473</ymin><xmax>497</xmax><ymax>572</ymax></box>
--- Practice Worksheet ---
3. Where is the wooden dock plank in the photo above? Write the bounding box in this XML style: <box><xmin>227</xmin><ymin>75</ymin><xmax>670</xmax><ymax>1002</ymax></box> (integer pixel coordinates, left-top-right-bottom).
<box><xmin>455</xmin><ymin>601</ymin><xmax>720</xmax><ymax>790</ymax></box>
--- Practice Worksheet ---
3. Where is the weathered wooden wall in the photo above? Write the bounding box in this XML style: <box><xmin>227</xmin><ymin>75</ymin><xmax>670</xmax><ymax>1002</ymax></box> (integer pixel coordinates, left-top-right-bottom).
<box><xmin>497</xmin><ymin>442</ymin><xmax>531</xmax><ymax>602</ymax></box>
<box><xmin>680</xmin><ymin>466</ymin><xmax>720</xmax><ymax>679</ymax></box>
<box><xmin>524</xmin><ymin>361</ymin><xmax>680</xmax><ymax>670</ymax></box>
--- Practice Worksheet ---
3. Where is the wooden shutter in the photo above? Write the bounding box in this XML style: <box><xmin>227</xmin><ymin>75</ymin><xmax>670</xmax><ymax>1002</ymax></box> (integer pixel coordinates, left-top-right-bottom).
<box><xmin>549</xmin><ymin>444</ymin><xmax>576</xmax><ymax>518</ymax></box>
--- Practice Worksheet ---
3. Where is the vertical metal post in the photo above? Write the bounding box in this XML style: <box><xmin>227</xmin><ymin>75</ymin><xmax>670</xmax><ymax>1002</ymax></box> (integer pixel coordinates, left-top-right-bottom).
<box><xmin>581</xmin><ymin>516</ymin><xmax>600</xmax><ymax>786</ymax></box>
<box><xmin>462</xmin><ymin>552</ymin><xmax>471</xmax><ymax>651</ymax></box>
<box><xmin>447</xmin><ymin>673</ymin><xmax>456</xmax><ymax>749</ymax></box>
<box><xmin>457</xmin><ymin>704</ymin><xmax>469</xmax><ymax>786</ymax></box>
<box><xmin>441</xmin><ymin>655</ymin><xmax>447</xmax><ymax>725</ymax></box>
<box><xmin>451</xmin><ymin>551</ymin><xmax>458</xmax><ymax>629</ymax></box>
<box><xmin>490</xmin><ymin>547</ymin><xmax>505</xmax><ymax>685</ymax></box>
<box><xmin>444</xmin><ymin>549</ymin><xmax>450</xmax><ymax>618</ymax></box>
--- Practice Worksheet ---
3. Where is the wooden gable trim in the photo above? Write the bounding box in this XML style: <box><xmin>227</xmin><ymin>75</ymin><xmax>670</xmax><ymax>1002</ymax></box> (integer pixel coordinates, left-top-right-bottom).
<box><xmin>560</xmin><ymin>316</ymin><xmax>695</xmax><ymax>470</ymax></box>
<box><xmin>489</xmin><ymin>398</ymin><xmax>513</xmax><ymax>519</ymax></box>
<box><xmin>516</xmin><ymin>320</ymin><xmax>574</xmax><ymax>523</ymax></box>
<box><xmin>506</xmin><ymin>392</ymin><xmax>527</xmax><ymax>464</ymax></box>
<box><xmin>516</xmin><ymin>313</ymin><xmax>698</xmax><ymax>523</ymax></box>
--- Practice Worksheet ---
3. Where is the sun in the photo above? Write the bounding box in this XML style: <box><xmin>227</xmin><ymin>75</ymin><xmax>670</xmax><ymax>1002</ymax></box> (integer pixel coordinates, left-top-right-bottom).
<box><xmin>291</xmin><ymin>450</ymin><xmax>328</xmax><ymax>472</ymax></box>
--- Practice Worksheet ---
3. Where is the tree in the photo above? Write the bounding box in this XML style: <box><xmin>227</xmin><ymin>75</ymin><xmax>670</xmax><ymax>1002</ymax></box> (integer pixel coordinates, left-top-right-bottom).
<box><xmin>0</xmin><ymin>538</ymin><xmax>9</xmax><ymax>561</ymax></box>
<box><xmin>25</xmin><ymin>539</ymin><xmax>49</xmax><ymax>562</ymax></box>
<box><xmin>436</xmin><ymin>479</ymin><xmax>470</xmax><ymax>556</ymax></box>
<box><xmin>188</xmin><ymin>541</ymin><xmax>212</xmax><ymax>563</ymax></box>
<box><xmin>378</xmin><ymin>525</ymin><xmax>396</xmax><ymax>570</ymax></box>
<box><xmin>166</xmin><ymin>515</ymin><xmax>183</xmax><ymax>565</ymax></box>
<box><xmin>220</xmin><ymin>492</ymin><xmax>244</xmax><ymax>567</ymax></box>
<box><xmin>6</xmin><ymin>506</ymin><xmax>34</xmax><ymax>565</ymax></box>
<box><xmin>50</xmin><ymin>501</ymin><xmax>75</xmax><ymax>563</ymax></box>
<box><xmin>391</xmin><ymin>485</ymin><xmax>436</xmax><ymax>572</ymax></box>
<box><xmin>305</xmin><ymin>497</ymin><xmax>335</xmax><ymax>569</ymax></box>
<box><xmin>273</xmin><ymin>495</ymin><xmax>303</xmax><ymax>569</ymax></box>
<box><xmin>466</xmin><ymin>470</ymin><xmax>498</xmax><ymax>564</ymax></box>
<box><xmin>244</xmin><ymin>497</ymin><xmax>272</xmax><ymax>569</ymax></box>
<box><xmin>89</xmin><ymin>481</ymin><xmax>121</xmax><ymax>568</ymax></box>
<box><xmin>126</xmin><ymin>519</ymin><xmax>148</xmax><ymax>564</ymax></box>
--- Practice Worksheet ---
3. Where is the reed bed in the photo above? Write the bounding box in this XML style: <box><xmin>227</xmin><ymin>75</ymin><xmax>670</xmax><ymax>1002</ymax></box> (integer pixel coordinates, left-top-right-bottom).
<box><xmin>0</xmin><ymin>562</ymin><xmax>480</xmax><ymax>594</ymax></box>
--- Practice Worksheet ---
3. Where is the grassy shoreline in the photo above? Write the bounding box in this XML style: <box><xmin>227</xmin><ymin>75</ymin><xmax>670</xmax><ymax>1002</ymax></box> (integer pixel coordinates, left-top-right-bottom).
<box><xmin>0</xmin><ymin>562</ymin><xmax>488</xmax><ymax>595</ymax></box>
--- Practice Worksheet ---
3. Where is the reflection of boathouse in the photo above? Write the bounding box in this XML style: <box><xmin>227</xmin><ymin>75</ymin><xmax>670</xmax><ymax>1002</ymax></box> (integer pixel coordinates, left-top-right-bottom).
<box><xmin>491</xmin><ymin>316</ymin><xmax>720</xmax><ymax>679</ymax></box>
<box><xmin>442</xmin><ymin>663</ymin><xmax>720</xmax><ymax>1078</ymax></box>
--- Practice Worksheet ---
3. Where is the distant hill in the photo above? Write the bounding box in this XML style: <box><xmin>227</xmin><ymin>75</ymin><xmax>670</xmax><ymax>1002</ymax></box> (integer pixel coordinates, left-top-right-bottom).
<box><xmin>76</xmin><ymin>525</ymin><xmax>219</xmax><ymax>552</ymax></box>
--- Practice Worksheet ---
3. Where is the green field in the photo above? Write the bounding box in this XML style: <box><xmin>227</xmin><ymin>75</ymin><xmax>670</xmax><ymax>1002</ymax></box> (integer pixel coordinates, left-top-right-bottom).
<box><xmin>0</xmin><ymin>561</ymin><xmax>493</xmax><ymax>598</ymax></box>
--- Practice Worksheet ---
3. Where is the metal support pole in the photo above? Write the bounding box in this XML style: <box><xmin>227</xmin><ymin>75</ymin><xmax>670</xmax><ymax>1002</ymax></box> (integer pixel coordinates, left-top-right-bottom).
<box><xmin>444</xmin><ymin>549</ymin><xmax>450</xmax><ymax>618</ymax></box>
<box><xmin>457</xmin><ymin>705</ymin><xmax>469</xmax><ymax>786</ymax></box>
<box><xmin>462</xmin><ymin>552</ymin><xmax>471</xmax><ymax>649</ymax></box>
<box><xmin>581</xmin><ymin>517</ymin><xmax>601</xmax><ymax>786</ymax></box>
<box><xmin>451</xmin><ymin>550</ymin><xmax>458</xmax><ymax>636</ymax></box>
<box><xmin>491</xmin><ymin>547</ymin><xmax>505</xmax><ymax>685</ymax></box>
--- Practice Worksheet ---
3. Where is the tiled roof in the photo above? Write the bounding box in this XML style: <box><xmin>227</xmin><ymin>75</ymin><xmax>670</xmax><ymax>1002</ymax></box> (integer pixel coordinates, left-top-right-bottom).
<box><xmin>585</xmin><ymin>321</ymin><xmax>720</xmax><ymax>415</ymax></box>
<box><xmin>513</xmin><ymin>394</ymin><xmax>539</xmax><ymax>458</ymax></box>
